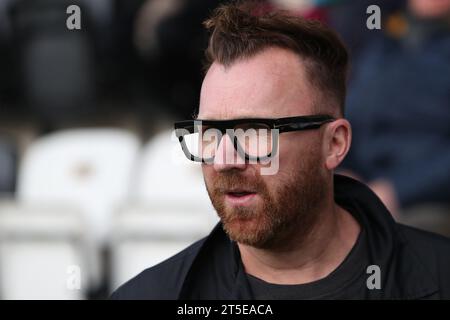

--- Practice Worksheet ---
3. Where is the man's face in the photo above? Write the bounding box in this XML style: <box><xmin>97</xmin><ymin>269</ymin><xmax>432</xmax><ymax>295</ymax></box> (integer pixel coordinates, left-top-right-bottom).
<box><xmin>198</xmin><ymin>47</ymin><xmax>329</xmax><ymax>249</ymax></box>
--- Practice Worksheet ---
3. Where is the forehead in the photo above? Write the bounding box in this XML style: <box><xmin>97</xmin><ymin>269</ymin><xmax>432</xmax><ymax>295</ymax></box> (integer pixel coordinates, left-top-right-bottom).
<box><xmin>198</xmin><ymin>47</ymin><xmax>317</xmax><ymax>120</ymax></box>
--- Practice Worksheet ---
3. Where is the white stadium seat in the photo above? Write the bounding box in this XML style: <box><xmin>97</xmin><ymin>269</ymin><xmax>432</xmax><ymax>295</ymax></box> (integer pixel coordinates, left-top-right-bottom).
<box><xmin>16</xmin><ymin>128</ymin><xmax>141</xmax><ymax>245</ymax></box>
<box><xmin>15</xmin><ymin>128</ymin><xmax>141</xmax><ymax>289</ymax></box>
<box><xmin>110</xmin><ymin>205</ymin><xmax>217</xmax><ymax>291</ymax></box>
<box><xmin>110</xmin><ymin>129</ymin><xmax>219</xmax><ymax>291</ymax></box>
<box><xmin>130</xmin><ymin>128</ymin><xmax>214</xmax><ymax>212</ymax></box>
<box><xmin>0</xmin><ymin>204</ymin><xmax>88</xmax><ymax>299</ymax></box>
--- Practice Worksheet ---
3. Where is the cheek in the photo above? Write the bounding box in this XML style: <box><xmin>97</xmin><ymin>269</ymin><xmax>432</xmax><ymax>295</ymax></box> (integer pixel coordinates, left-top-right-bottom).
<box><xmin>201</xmin><ymin>164</ymin><xmax>215</xmax><ymax>184</ymax></box>
<box><xmin>277</xmin><ymin>135</ymin><xmax>325</xmax><ymax>173</ymax></box>
<box><xmin>277</xmin><ymin>136</ymin><xmax>304</xmax><ymax>169</ymax></box>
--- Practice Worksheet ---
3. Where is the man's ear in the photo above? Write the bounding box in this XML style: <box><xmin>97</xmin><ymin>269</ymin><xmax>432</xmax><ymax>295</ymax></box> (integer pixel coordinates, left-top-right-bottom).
<box><xmin>323</xmin><ymin>118</ymin><xmax>352</xmax><ymax>170</ymax></box>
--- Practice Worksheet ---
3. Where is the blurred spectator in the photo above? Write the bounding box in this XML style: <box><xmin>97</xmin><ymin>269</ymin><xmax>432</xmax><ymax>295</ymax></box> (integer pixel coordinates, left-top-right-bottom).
<box><xmin>342</xmin><ymin>0</ymin><xmax>450</xmax><ymax>234</ymax></box>
<box><xmin>327</xmin><ymin>0</ymin><xmax>404</xmax><ymax>62</ymax></box>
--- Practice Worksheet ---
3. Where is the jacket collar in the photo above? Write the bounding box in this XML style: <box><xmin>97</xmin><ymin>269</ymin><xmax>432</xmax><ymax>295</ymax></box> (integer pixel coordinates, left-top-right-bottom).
<box><xmin>333</xmin><ymin>174</ymin><xmax>438</xmax><ymax>299</ymax></box>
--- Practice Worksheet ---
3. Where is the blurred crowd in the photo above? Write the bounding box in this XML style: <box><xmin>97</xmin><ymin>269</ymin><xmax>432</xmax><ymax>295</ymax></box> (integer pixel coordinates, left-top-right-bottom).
<box><xmin>0</xmin><ymin>0</ymin><xmax>449</xmax><ymax>299</ymax></box>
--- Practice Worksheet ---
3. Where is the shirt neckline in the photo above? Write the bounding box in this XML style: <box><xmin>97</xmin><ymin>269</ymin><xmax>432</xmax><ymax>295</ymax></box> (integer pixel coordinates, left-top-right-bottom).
<box><xmin>242</xmin><ymin>205</ymin><xmax>369</xmax><ymax>299</ymax></box>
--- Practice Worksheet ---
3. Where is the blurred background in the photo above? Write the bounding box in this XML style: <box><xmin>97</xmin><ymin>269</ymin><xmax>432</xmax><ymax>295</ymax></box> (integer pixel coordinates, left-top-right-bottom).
<box><xmin>0</xmin><ymin>0</ymin><xmax>448</xmax><ymax>299</ymax></box>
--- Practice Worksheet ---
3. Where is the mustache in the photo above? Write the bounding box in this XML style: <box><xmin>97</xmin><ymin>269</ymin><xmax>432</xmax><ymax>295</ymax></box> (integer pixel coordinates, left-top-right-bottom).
<box><xmin>209</xmin><ymin>171</ymin><xmax>268</xmax><ymax>194</ymax></box>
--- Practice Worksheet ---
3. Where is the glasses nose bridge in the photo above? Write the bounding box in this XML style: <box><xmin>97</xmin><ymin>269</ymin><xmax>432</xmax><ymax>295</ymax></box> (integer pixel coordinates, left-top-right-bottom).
<box><xmin>206</xmin><ymin>125</ymin><xmax>244</xmax><ymax>167</ymax></box>
<box><xmin>201</xmin><ymin>122</ymin><xmax>277</xmax><ymax>162</ymax></box>
<box><xmin>214</xmin><ymin>127</ymin><xmax>236</xmax><ymax>154</ymax></box>
<box><xmin>201</xmin><ymin>121</ymin><xmax>234</xmax><ymax>147</ymax></box>
<box><xmin>213</xmin><ymin>125</ymin><xmax>274</xmax><ymax>161</ymax></box>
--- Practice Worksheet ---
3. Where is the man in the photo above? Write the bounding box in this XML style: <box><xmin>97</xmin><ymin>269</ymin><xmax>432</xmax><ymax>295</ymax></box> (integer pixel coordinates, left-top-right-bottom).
<box><xmin>112</xmin><ymin>1</ymin><xmax>450</xmax><ymax>299</ymax></box>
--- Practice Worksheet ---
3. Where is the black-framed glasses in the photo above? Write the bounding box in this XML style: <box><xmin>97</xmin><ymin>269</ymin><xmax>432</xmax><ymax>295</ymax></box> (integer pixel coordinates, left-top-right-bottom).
<box><xmin>174</xmin><ymin>114</ymin><xmax>335</xmax><ymax>163</ymax></box>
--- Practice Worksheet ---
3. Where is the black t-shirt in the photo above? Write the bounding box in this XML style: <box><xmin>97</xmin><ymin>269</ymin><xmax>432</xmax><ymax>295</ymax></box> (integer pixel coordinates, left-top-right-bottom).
<box><xmin>246</xmin><ymin>217</ymin><xmax>370</xmax><ymax>299</ymax></box>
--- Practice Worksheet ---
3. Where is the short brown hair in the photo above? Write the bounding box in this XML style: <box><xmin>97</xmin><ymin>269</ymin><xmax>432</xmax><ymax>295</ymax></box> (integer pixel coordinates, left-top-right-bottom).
<box><xmin>203</xmin><ymin>1</ymin><xmax>349</xmax><ymax>115</ymax></box>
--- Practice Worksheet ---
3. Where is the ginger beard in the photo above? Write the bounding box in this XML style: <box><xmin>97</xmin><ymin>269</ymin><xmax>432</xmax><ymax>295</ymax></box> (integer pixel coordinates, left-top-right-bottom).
<box><xmin>204</xmin><ymin>150</ymin><xmax>327</xmax><ymax>250</ymax></box>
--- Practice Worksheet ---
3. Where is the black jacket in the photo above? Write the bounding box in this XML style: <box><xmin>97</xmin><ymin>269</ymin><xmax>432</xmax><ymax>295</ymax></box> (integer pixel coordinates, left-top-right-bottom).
<box><xmin>111</xmin><ymin>175</ymin><xmax>450</xmax><ymax>299</ymax></box>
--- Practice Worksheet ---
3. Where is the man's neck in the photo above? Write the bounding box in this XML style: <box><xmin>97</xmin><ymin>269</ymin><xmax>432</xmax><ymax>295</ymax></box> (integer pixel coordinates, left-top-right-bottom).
<box><xmin>238</xmin><ymin>203</ymin><xmax>360</xmax><ymax>285</ymax></box>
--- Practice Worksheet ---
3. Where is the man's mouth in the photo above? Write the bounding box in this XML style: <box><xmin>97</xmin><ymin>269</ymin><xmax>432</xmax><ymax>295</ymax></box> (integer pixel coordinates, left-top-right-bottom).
<box><xmin>228</xmin><ymin>190</ymin><xmax>254</xmax><ymax>196</ymax></box>
<box><xmin>224</xmin><ymin>189</ymin><xmax>258</xmax><ymax>205</ymax></box>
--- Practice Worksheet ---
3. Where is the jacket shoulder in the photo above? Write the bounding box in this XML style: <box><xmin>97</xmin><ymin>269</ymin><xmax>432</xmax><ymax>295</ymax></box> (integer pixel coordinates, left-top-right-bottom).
<box><xmin>397</xmin><ymin>223</ymin><xmax>450</xmax><ymax>296</ymax></box>
<box><xmin>110</xmin><ymin>237</ymin><xmax>206</xmax><ymax>300</ymax></box>
<box><xmin>398</xmin><ymin>224</ymin><xmax>450</xmax><ymax>255</ymax></box>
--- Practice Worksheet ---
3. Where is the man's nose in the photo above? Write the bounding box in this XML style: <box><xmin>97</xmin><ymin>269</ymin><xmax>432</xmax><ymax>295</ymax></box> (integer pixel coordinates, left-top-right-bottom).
<box><xmin>213</xmin><ymin>133</ymin><xmax>247</xmax><ymax>172</ymax></box>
